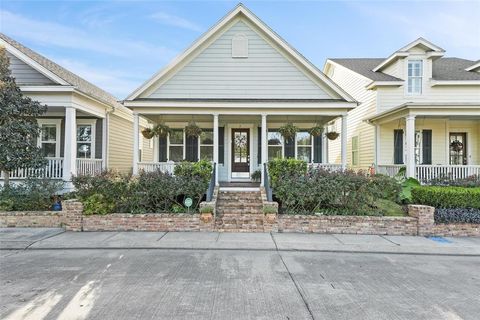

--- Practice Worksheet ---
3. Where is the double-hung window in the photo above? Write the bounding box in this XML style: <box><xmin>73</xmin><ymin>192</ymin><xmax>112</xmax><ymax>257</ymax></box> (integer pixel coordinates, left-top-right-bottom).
<box><xmin>169</xmin><ymin>129</ymin><xmax>184</xmax><ymax>162</ymax></box>
<box><xmin>77</xmin><ymin>121</ymin><xmax>96</xmax><ymax>159</ymax></box>
<box><xmin>199</xmin><ymin>129</ymin><xmax>213</xmax><ymax>161</ymax></box>
<box><xmin>267</xmin><ymin>131</ymin><xmax>283</xmax><ymax>160</ymax></box>
<box><xmin>296</xmin><ymin>131</ymin><xmax>312</xmax><ymax>162</ymax></box>
<box><xmin>407</xmin><ymin>60</ymin><xmax>422</xmax><ymax>95</ymax></box>
<box><xmin>38</xmin><ymin>120</ymin><xmax>61</xmax><ymax>158</ymax></box>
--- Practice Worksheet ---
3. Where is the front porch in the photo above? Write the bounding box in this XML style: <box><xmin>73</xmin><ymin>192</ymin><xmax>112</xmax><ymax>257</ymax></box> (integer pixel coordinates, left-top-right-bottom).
<box><xmin>131</xmin><ymin>112</ymin><xmax>350</xmax><ymax>186</ymax></box>
<box><xmin>1</xmin><ymin>106</ymin><xmax>106</xmax><ymax>185</ymax></box>
<box><xmin>370</xmin><ymin>103</ymin><xmax>480</xmax><ymax>183</ymax></box>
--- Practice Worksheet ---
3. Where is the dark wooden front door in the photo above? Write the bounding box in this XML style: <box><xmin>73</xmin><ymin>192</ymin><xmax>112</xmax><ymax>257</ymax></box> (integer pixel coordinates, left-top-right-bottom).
<box><xmin>231</xmin><ymin>129</ymin><xmax>250</xmax><ymax>173</ymax></box>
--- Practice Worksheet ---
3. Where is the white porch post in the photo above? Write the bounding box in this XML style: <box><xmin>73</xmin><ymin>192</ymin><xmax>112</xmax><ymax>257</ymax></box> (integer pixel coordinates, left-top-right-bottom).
<box><xmin>341</xmin><ymin>114</ymin><xmax>348</xmax><ymax>170</ymax></box>
<box><xmin>261</xmin><ymin>114</ymin><xmax>267</xmax><ymax>187</ymax></box>
<box><xmin>322</xmin><ymin>124</ymin><xmax>328</xmax><ymax>163</ymax></box>
<box><xmin>101</xmin><ymin>112</ymin><xmax>108</xmax><ymax>170</ymax></box>
<box><xmin>133</xmin><ymin>112</ymin><xmax>139</xmax><ymax>175</ymax></box>
<box><xmin>213</xmin><ymin>114</ymin><xmax>219</xmax><ymax>186</ymax></box>
<box><xmin>63</xmin><ymin>107</ymin><xmax>77</xmax><ymax>186</ymax></box>
<box><xmin>405</xmin><ymin>115</ymin><xmax>416</xmax><ymax>178</ymax></box>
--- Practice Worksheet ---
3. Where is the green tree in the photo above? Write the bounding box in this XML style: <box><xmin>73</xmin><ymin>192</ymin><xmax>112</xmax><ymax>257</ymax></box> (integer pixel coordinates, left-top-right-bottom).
<box><xmin>0</xmin><ymin>47</ymin><xmax>47</xmax><ymax>186</ymax></box>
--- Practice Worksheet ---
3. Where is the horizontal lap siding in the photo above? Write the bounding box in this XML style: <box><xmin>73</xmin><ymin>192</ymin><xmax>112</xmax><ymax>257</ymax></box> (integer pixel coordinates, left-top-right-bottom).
<box><xmin>7</xmin><ymin>51</ymin><xmax>54</xmax><ymax>85</ymax></box>
<box><xmin>326</xmin><ymin>64</ymin><xmax>376</xmax><ymax>168</ymax></box>
<box><xmin>147</xmin><ymin>21</ymin><xmax>331</xmax><ymax>99</ymax></box>
<box><xmin>108</xmin><ymin>114</ymin><xmax>133</xmax><ymax>173</ymax></box>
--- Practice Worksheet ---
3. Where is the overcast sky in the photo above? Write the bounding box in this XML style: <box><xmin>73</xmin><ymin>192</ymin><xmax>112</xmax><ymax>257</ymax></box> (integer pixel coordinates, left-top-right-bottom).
<box><xmin>1</xmin><ymin>0</ymin><xmax>479</xmax><ymax>99</ymax></box>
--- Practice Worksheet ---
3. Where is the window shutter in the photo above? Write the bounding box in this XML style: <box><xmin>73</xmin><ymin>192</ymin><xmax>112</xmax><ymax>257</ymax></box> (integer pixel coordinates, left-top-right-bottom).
<box><xmin>394</xmin><ymin>129</ymin><xmax>404</xmax><ymax>164</ymax></box>
<box><xmin>422</xmin><ymin>130</ymin><xmax>432</xmax><ymax>164</ymax></box>
<box><xmin>284</xmin><ymin>137</ymin><xmax>295</xmax><ymax>158</ymax></box>
<box><xmin>258</xmin><ymin>127</ymin><xmax>262</xmax><ymax>164</ymax></box>
<box><xmin>186</xmin><ymin>136</ymin><xmax>198</xmax><ymax>162</ymax></box>
<box><xmin>313</xmin><ymin>135</ymin><xmax>322</xmax><ymax>163</ymax></box>
<box><xmin>158</xmin><ymin>136</ymin><xmax>167</xmax><ymax>162</ymax></box>
<box><xmin>218</xmin><ymin>127</ymin><xmax>224</xmax><ymax>164</ymax></box>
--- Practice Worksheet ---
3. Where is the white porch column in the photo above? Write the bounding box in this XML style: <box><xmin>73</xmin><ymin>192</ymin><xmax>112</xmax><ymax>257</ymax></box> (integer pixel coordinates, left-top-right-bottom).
<box><xmin>322</xmin><ymin>124</ymin><xmax>328</xmax><ymax>163</ymax></box>
<box><xmin>63</xmin><ymin>107</ymin><xmax>77</xmax><ymax>185</ymax></box>
<box><xmin>213</xmin><ymin>114</ymin><xmax>219</xmax><ymax>186</ymax></box>
<box><xmin>261</xmin><ymin>114</ymin><xmax>267</xmax><ymax>186</ymax></box>
<box><xmin>405</xmin><ymin>115</ymin><xmax>416</xmax><ymax>178</ymax></box>
<box><xmin>341</xmin><ymin>114</ymin><xmax>348</xmax><ymax>170</ymax></box>
<box><xmin>101</xmin><ymin>112</ymin><xmax>108</xmax><ymax>170</ymax></box>
<box><xmin>132</xmin><ymin>112</ymin><xmax>139</xmax><ymax>175</ymax></box>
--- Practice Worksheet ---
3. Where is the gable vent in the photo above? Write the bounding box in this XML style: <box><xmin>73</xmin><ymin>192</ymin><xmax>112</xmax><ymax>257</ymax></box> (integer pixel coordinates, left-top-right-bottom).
<box><xmin>232</xmin><ymin>33</ymin><xmax>248</xmax><ymax>58</ymax></box>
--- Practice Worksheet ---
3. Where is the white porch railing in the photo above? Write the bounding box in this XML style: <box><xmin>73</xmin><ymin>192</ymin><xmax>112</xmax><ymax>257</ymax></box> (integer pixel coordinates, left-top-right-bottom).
<box><xmin>309</xmin><ymin>163</ymin><xmax>343</xmax><ymax>171</ymax></box>
<box><xmin>138</xmin><ymin>162</ymin><xmax>177</xmax><ymax>175</ymax></box>
<box><xmin>416</xmin><ymin>165</ymin><xmax>480</xmax><ymax>184</ymax></box>
<box><xmin>76</xmin><ymin>159</ymin><xmax>103</xmax><ymax>176</ymax></box>
<box><xmin>1</xmin><ymin>157</ymin><xmax>64</xmax><ymax>179</ymax></box>
<box><xmin>377</xmin><ymin>164</ymin><xmax>404</xmax><ymax>177</ymax></box>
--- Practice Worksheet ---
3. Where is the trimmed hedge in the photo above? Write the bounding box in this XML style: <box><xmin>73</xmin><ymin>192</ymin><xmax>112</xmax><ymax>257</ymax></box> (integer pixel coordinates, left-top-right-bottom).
<box><xmin>411</xmin><ymin>186</ymin><xmax>480</xmax><ymax>209</ymax></box>
<box><xmin>435</xmin><ymin>208</ymin><xmax>480</xmax><ymax>224</ymax></box>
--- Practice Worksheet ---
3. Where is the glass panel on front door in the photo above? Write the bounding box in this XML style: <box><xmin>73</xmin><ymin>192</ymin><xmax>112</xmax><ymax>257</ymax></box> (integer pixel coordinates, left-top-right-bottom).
<box><xmin>232</xmin><ymin>129</ymin><xmax>250</xmax><ymax>178</ymax></box>
<box><xmin>449</xmin><ymin>133</ymin><xmax>467</xmax><ymax>165</ymax></box>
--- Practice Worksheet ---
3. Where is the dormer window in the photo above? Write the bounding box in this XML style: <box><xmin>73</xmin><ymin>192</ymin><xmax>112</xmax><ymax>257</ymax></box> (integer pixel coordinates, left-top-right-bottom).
<box><xmin>407</xmin><ymin>60</ymin><xmax>422</xmax><ymax>94</ymax></box>
<box><xmin>232</xmin><ymin>33</ymin><xmax>248</xmax><ymax>58</ymax></box>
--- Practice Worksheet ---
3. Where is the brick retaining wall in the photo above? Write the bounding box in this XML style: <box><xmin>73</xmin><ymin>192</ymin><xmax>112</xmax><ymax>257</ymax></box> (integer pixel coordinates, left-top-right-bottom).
<box><xmin>278</xmin><ymin>215</ymin><xmax>418</xmax><ymax>235</ymax></box>
<box><xmin>0</xmin><ymin>200</ymin><xmax>478</xmax><ymax>236</ymax></box>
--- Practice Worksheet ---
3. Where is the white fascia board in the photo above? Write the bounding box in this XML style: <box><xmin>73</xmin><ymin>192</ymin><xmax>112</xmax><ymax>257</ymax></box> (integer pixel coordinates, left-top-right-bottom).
<box><xmin>20</xmin><ymin>85</ymin><xmax>75</xmax><ymax>92</ymax></box>
<box><xmin>126</xmin><ymin>4</ymin><xmax>355</xmax><ymax>103</ymax></box>
<box><xmin>430</xmin><ymin>80</ymin><xmax>480</xmax><ymax>86</ymax></box>
<box><xmin>123</xmin><ymin>100</ymin><xmax>356</xmax><ymax>109</ymax></box>
<box><xmin>465</xmin><ymin>62</ymin><xmax>480</xmax><ymax>72</ymax></box>
<box><xmin>366</xmin><ymin>81</ymin><xmax>404</xmax><ymax>90</ymax></box>
<box><xmin>1</xmin><ymin>41</ymin><xmax>69</xmax><ymax>85</ymax></box>
<box><xmin>372</xmin><ymin>52</ymin><xmax>409</xmax><ymax>72</ymax></box>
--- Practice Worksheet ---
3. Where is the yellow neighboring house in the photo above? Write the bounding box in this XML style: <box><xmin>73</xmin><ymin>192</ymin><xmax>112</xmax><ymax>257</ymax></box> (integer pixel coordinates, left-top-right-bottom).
<box><xmin>324</xmin><ymin>38</ymin><xmax>480</xmax><ymax>183</ymax></box>
<box><xmin>0</xmin><ymin>33</ymin><xmax>153</xmax><ymax>189</ymax></box>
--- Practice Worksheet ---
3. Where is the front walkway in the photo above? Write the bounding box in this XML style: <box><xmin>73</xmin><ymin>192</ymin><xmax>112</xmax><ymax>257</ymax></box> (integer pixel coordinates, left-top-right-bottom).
<box><xmin>1</xmin><ymin>228</ymin><xmax>479</xmax><ymax>255</ymax></box>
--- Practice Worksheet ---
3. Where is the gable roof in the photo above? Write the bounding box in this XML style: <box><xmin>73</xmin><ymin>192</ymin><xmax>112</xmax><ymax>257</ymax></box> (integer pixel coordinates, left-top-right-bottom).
<box><xmin>330</xmin><ymin>57</ymin><xmax>480</xmax><ymax>82</ymax></box>
<box><xmin>372</xmin><ymin>37</ymin><xmax>445</xmax><ymax>72</ymax></box>
<box><xmin>126</xmin><ymin>3</ymin><xmax>355</xmax><ymax>103</ymax></box>
<box><xmin>0</xmin><ymin>33</ymin><xmax>119</xmax><ymax>108</ymax></box>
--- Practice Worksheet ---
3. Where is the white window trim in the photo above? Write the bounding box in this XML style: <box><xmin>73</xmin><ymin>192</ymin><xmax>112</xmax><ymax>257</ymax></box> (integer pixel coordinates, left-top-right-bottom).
<box><xmin>76</xmin><ymin>119</ymin><xmax>97</xmax><ymax>159</ymax></box>
<box><xmin>199</xmin><ymin>129</ymin><xmax>214</xmax><ymax>161</ymax></box>
<box><xmin>37</xmin><ymin>119</ymin><xmax>61</xmax><ymax>158</ymax></box>
<box><xmin>267</xmin><ymin>130</ymin><xmax>284</xmax><ymax>161</ymax></box>
<box><xmin>167</xmin><ymin>128</ymin><xmax>185</xmax><ymax>162</ymax></box>
<box><xmin>406</xmin><ymin>59</ymin><xmax>423</xmax><ymax>95</ymax></box>
<box><xmin>295</xmin><ymin>131</ymin><xmax>313</xmax><ymax>162</ymax></box>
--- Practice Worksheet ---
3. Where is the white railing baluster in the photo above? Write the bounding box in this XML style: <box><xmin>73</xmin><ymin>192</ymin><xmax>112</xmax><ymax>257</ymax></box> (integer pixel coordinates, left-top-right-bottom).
<box><xmin>138</xmin><ymin>162</ymin><xmax>177</xmax><ymax>175</ymax></box>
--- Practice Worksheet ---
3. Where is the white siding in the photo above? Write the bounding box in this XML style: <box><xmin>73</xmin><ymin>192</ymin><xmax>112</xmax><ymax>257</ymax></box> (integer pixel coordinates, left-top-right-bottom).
<box><xmin>325</xmin><ymin>64</ymin><xmax>376</xmax><ymax>169</ymax></box>
<box><xmin>7</xmin><ymin>51</ymin><xmax>54</xmax><ymax>85</ymax></box>
<box><xmin>147</xmin><ymin>21</ymin><xmax>332</xmax><ymax>99</ymax></box>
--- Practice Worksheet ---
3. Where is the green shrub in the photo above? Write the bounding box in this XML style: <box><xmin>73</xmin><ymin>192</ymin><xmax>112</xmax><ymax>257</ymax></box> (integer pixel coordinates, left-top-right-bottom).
<box><xmin>0</xmin><ymin>199</ymin><xmax>14</xmax><ymax>211</ymax></box>
<box><xmin>251</xmin><ymin>170</ymin><xmax>261</xmax><ymax>182</ymax></box>
<box><xmin>174</xmin><ymin>160</ymin><xmax>212</xmax><ymax>184</ymax></box>
<box><xmin>263</xmin><ymin>205</ymin><xmax>277</xmax><ymax>214</ymax></box>
<box><xmin>72</xmin><ymin>169</ymin><xmax>210</xmax><ymax>214</ymax></box>
<box><xmin>200</xmin><ymin>206</ymin><xmax>214</xmax><ymax>214</ymax></box>
<box><xmin>372</xmin><ymin>199</ymin><xmax>406</xmax><ymax>217</ymax></box>
<box><xmin>411</xmin><ymin>186</ymin><xmax>480</xmax><ymax>209</ymax></box>
<box><xmin>0</xmin><ymin>178</ymin><xmax>63</xmax><ymax>211</ymax></box>
<box><xmin>272</xmin><ymin>168</ymin><xmax>401</xmax><ymax>216</ymax></box>
<box><xmin>268</xmin><ymin>158</ymin><xmax>307</xmax><ymax>186</ymax></box>
<box><xmin>83</xmin><ymin>194</ymin><xmax>115</xmax><ymax>215</ymax></box>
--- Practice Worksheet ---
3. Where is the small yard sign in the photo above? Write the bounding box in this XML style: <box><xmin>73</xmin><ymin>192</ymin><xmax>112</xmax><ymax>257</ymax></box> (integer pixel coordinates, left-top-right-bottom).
<box><xmin>184</xmin><ymin>197</ymin><xmax>193</xmax><ymax>211</ymax></box>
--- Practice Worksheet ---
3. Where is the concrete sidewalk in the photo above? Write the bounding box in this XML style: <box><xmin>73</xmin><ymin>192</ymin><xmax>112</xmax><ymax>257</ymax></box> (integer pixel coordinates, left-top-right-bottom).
<box><xmin>1</xmin><ymin>228</ymin><xmax>479</xmax><ymax>255</ymax></box>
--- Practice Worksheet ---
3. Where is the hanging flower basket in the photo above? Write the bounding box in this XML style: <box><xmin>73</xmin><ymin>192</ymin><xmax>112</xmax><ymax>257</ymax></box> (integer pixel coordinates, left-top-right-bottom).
<box><xmin>153</xmin><ymin>123</ymin><xmax>171</xmax><ymax>138</ymax></box>
<box><xmin>308</xmin><ymin>124</ymin><xmax>324</xmax><ymax>137</ymax></box>
<box><xmin>141</xmin><ymin>128</ymin><xmax>155</xmax><ymax>139</ymax></box>
<box><xmin>185</xmin><ymin>121</ymin><xmax>202</xmax><ymax>138</ymax></box>
<box><xmin>326</xmin><ymin>131</ymin><xmax>339</xmax><ymax>140</ymax></box>
<box><xmin>278</xmin><ymin>123</ymin><xmax>299</xmax><ymax>140</ymax></box>
<box><xmin>450</xmin><ymin>140</ymin><xmax>463</xmax><ymax>152</ymax></box>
